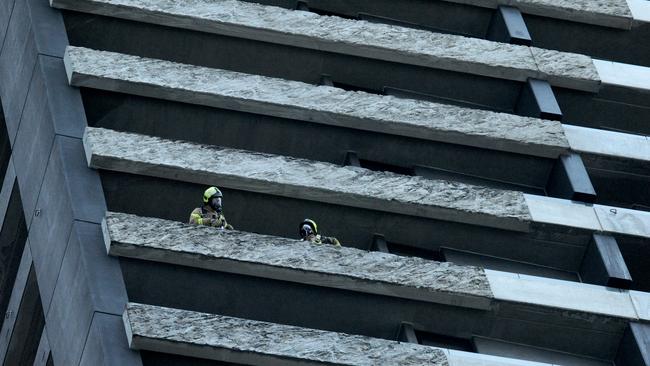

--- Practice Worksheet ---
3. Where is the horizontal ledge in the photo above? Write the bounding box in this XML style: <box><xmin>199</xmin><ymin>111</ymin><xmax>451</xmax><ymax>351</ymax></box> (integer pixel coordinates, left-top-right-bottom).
<box><xmin>52</xmin><ymin>0</ymin><xmax>600</xmax><ymax>92</ymax></box>
<box><xmin>486</xmin><ymin>270</ymin><xmax>642</xmax><ymax>321</ymax></box>
<box><xmin>593</xmin><ymin>59</ymin><xmax>650</xmax><ymax>94</ymax></box>
<box><xmin>564</xmin><ymin>124</ymin><xmax>650</xmax><ymax>163</ymax></box>
<box><xmin>563</xmin><ymin>124</ymin><xmax>650</xmax><ymax>178</ymax></box>
<box><xmin>628</xmin><ymin>0</ymin><xmax>650</xmax><ymax>24</ymax></box>
<box><xmin>110</xmin><ymin>212</ymin><xmax>650</xmax><ymax>323</ymax></box>
<box><xmin>525</xmin><ymin>194</ymin><xmax>650</xmax><ymax>239</ymax></box>
<box><xmin>124</xmin><ymin>302</ymin><xmax>556</xmax><ymax>366</ymax></box>
<box><xmin>105</xmin><ymin>212</ymin><xmax>493</xmax><ymax>310</ymax></box>
<box><xmin>64</xmin><ymin>46</ymin><xmax>569</xmax><ymax>159</ymax></box>
<box><xmin>84</xmin><ymin>127</ymin><xmax>532</xmax><ymax>232</ymax></box>
<box><xmin>435</xmin><ymin>0</ymin><xmax>633</xmax><ymax>29</ymax></box>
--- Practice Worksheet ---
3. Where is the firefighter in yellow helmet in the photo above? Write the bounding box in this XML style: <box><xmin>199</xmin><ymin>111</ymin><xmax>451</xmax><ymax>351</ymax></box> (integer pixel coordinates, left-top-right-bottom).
<box><xmin>298</xmin><ymin>219</ymin><xmax>340</xmax><ymax>246</ymax></box>
<box><xmin>189</xmin><ymin>187</ymin><xmax>233</xmax><ymax>230</ymax></box>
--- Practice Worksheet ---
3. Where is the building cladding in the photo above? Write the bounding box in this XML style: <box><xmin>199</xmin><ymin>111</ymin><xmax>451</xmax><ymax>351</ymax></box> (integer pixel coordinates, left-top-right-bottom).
<box><xmin>0</xmin><ymin>0</ymin><xmax>650</xmax><ymax>365</ymax></box>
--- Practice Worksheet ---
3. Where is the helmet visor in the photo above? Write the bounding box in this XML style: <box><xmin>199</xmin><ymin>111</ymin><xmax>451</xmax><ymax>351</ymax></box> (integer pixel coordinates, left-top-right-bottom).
<box><xmin>300</xmin><ymin>224</ymin><xmax>313</xmax><ymax>238</ymax></box>
<box><xmin>209</xmin><ymin>197</ymin><xmax>222</xmax><ymax>212</ymax></box>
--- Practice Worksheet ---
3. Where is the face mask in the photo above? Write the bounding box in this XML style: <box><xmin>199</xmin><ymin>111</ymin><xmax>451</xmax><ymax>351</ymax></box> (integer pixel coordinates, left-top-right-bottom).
<box><xmin>209</xmin><ymin>197</ymin><xmax>222</xmax><ymax>213</ymax></box>
<box><xmin>300</xmin><ymin>224</ymin><xmax>313</xmax><ymax>238</ymax></box>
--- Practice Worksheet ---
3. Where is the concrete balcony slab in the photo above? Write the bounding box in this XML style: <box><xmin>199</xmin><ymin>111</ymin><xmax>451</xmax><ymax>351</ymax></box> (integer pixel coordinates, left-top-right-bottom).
<box><xmin>485</xmin><ymin>270</ymin><xmax>638</xmax><ymax>320</ymax></box>
<box><xmin>594</xmin><ymin>205</ymin><xmax>650</xmax><ymax>238</ymax></box>
<box><xmin>104</xmin><ymin>211</ymin><xmax>493</xmax><ymax>310</ymax></box>
<box><xmin>124</xmin><ymin>302</ymin><xmax>557</xmax><ymax>366</ymax></box>
<box><xmin>630</xmin><ymin>291</ymin><xmax>650</xmax><ymax>321</ymax></box>
<box><xmin>51</xmin><ymin>0</ymin><xmax>601</xmax><ymax>92</ymax></box>
<box><xmin>123</xmin><ymin>303</ymin><xmax>450</xmax><ymax>366</ymax></box>
<box><xmin>107</xmin><ymin>211</ymin><xmax>645</xmax><ymax>328</ymax></box>
<box><xmin>448</xmin><ymin>350</ymin><xmax>553</xmax><ymax>366</ymax></box>
<box><xmin>64</xmin><ymin>46</ymin><xmax>569</xmax><ymax>159</ymax></box>
<box><xmin>628</xmin><ymin>0</ymin><xmax>650</xmax><ymax>24</ymax></box>
<box><xmin>525</xmin><ymin>194</ymin><xmax>650</xmax><ymax>240</ymax></box>
<box><xmin>593</xmin><ymin>59</ymin><xmax>650</xmax><ymax>94</ymax></box>
<box><xmin>84</xmin><ymin>127</ymin><xmax>532</xmax><ymax>232</ymax></box>
<box><xmin>524</xmin><ymin>193</ymin><xmax>602</xmax><ymax>231</ymax></box>
<box><xmin>564</xmin><ymin>124</ymin><xmax>650</xmax><ymax>163</ymax></box>
<box><xmin>438</xmin><ymin>0</ymin><xmax>633</xmax><ymax>29</ymax></box>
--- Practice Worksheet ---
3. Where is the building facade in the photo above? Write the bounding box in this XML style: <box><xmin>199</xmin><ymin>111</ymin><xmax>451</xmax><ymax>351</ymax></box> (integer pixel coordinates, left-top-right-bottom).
<box><xmin>0</xmin><ymin>0</ymin><xmax>649</xmax><ymax>364</ymax></box>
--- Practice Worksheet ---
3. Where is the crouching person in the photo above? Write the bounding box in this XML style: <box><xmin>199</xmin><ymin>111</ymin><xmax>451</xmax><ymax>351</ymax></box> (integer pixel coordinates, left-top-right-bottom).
<box><xmin>298</xmin><ymin>219</ymin><xmax>340</xmax><ymax>246</ymax></box>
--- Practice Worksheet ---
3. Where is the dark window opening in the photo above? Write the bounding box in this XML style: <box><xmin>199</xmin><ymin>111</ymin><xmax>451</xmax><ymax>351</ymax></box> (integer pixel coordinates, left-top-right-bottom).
<box><xmin>295</xmin><ymin>2</ymin><xmax>357</xmax><ymax>20</ymax></box>
<box><xmin>141</xmin><ymin>350</ymin><xmax>242</xmax><ymax>365</ymax></box>
<box><xmin>0</xmin><ymin>181</ymin><xmax>28</xmax><ymax>331</ymax></box>
<box><xmin>359</xmin><ymin>159</ymin><xmax>414</xmax><ymax>176</ymax></box>
<box><xmin>358</xmin><ymin>13</ymin><xmax>473</xmax><ymax>37</ymax></box>
<box><xmin>0</xmin><ymin>105</ymin><xmax>11</xmax><ymax>183</ymax></box>
<box><xmin>4</xmin><ymin>265</ymin><xmax>46</xmax><ymax>366</ymax></box>
<box><xmin>330</xmin><ymin>81</ymin><xmax>383</xmax><ymax>94</ymax></box>
<box><xmin>386</xmin><ymin>242</ymin><xmax>444</xmax><ymax>262</ymax></box>
<box><xmin>415</xmin><ymin>330</ymin><xmax>476</xmax><ymax>352</ymax></box>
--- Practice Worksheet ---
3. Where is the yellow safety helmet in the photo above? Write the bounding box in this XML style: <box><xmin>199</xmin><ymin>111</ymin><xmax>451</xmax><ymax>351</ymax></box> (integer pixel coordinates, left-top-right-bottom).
<box><xmin>203</xmin><ymin>186</ymin><xmax>223</xmax><ymax>203</ymax></box>
<box><xmin>298</xmin><ymin>219</ymin><xmax>318</xmax><ymax>238</ymax></box>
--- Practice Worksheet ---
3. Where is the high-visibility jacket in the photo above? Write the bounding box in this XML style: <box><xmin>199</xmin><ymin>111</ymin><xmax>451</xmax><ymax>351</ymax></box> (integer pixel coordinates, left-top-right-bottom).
<box><xmin>189</xmin><ymin>206</ymin><xmax>233</xmax><ymax>230</ymax></box>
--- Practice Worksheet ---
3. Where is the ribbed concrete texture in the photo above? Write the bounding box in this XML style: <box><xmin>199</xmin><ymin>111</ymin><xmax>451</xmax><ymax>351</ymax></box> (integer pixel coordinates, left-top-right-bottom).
<box><xmin>53</xmin><ymin>0</ymin><xmax>600</xmax><ymax>91</ymax></box>
<box><xmin>107</xmin><ymin>211</ymin><xmax>650</xmax><ymax>325</ymax></box>
<box><xmin>105</xmin><ymin>212</ymin><xmax>493</xmax><ymax>309</ymax></box>
<box><xmin>84</xmin><ymin>127</ymin><xmax>532</xmax><ymax>231</ymax></box>
<box><xmin>124</xmin><ymin>303</ymin><xmax>451</xmax><ymax>366</ymax></box>
<box><xmin>64</xmin><ymin>46</ymin><xmax>569</xmax><ymax>158</ymax></box>
<box><xmin>445</xmin><ymin>0</ymin><xmax>633</xmax><ymax>29</ymax></box>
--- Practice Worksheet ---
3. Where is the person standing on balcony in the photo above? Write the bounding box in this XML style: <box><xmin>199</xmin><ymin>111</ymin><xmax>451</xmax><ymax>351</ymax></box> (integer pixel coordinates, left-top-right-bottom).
<box><xmin>298</xmin><ymin>219</ymin><xmax>340</xmax><ymax>246</ymax></box>
<box><xmin>189</xmin><ymin>186</ymin><xmax>234</xmax><ymax>230</ymax></box>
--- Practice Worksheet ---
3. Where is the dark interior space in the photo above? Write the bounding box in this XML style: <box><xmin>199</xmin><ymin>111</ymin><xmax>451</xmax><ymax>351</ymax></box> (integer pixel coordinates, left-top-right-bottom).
<box><xmin>141</xmin><ymin>351</ymin><xmax>243</xmax><ymax>366</ymax></box>
<box><xmin>100</xmin><ymin>170</ymin><xmax>591</xmax><ymax>275</ymax></box>
<box><xmin>80</xmin><ymin>88</ymin><xmax>554</xmax><ymax>192</ymax></box>
<box><xmin>62</xmin><ymin>11</ymin><xmax>525</xmax><ymax>113</ymax></box>
<box><xmin>0</xmin><ymin>106</ymin><xmax>11</xmax><ymax>183</ymax></box>
<box><xmin>0</xmin><ymin>182</ymin><xmax>28</xmax><ymax>331</ymax></box>
<box><xmin>3</xmin><ymin>265</ymin><xmax>45</xmax><ymax>366</ymax></box>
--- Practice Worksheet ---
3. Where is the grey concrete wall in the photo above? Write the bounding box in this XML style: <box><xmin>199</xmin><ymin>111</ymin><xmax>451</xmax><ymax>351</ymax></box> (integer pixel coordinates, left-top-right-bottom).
<box><xmin>0</xmin><ymin>0</ymin><xmax>139</xmax><ymax>364</ymax></box>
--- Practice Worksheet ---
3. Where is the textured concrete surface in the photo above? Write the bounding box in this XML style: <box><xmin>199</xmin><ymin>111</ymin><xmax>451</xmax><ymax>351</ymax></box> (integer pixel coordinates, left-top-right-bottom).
<box><xmin>85</xmin><ymin>127</ymin><xmax>532</xmax><ymax>231</ymax></box>
<box><xmin>531</xmin><ymin>47</ymin><xmax>601</xmax><ymax>92</ymax></box>
<box><xmin>440</xmin><ymin>0</ymin><xmax>632</xmax><ymax>29</ymax></box>
<box><xmin>124</xmin><ymin>302</ymin><xmax>450</xmax><ymax>365</ymax></box>
<box><xmin>105</xmin><ymin>212</ymin><xmax>493</xmax><ymax>308</ymax></box>
<box><xmin>65</xmin><ymin>46</ymin><xmax>569</xmax><ymax>158</ymax></box>
<box><xmin>513</xmin><ymin>0</ymin><xmax>632</xmax><ymax>28</ymax></box>
<box><xmin>54</xmin><ymin>0</ymin><xmax>600</xmax><ymax>91</ymax></box>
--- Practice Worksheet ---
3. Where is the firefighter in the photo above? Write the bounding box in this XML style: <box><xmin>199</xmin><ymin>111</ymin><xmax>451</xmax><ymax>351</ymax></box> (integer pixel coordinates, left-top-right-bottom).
<box><xmin>189</xmin><ymin>186</ymin><xmax>233</xmax><ymax>230</ymax></box>
<box><xmin>298</xmin><ymin>219</ymin><xmax>340</xmax><ymax>246</ymax></box>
